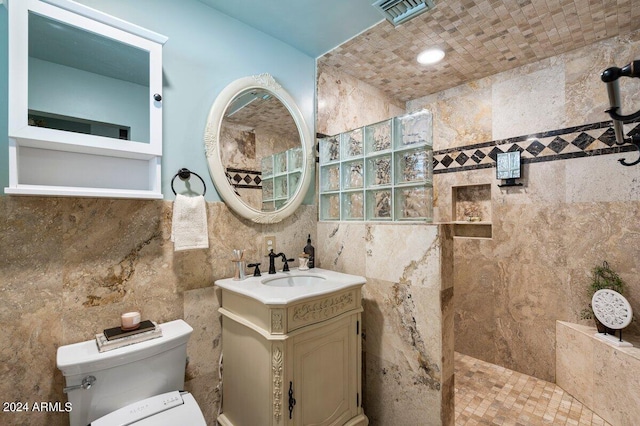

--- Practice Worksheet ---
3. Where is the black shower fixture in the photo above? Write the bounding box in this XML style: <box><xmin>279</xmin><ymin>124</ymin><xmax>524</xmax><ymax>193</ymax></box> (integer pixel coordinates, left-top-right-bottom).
<box><xmin>602</xmin><ymin>60</ymin><xmax>640</xmax><ymax>166</ymax></box>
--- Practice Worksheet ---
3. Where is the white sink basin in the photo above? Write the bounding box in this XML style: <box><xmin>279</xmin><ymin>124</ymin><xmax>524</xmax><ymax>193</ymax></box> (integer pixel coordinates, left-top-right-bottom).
<box><xmin>261</xmin><ymin>275</ymin><xmax>326</xmax><ymax>287</ymax></box>
<box><xmin>214</xmin><ymin>268</ymin><xmax>366</xmax><ymax>305</ymax></box>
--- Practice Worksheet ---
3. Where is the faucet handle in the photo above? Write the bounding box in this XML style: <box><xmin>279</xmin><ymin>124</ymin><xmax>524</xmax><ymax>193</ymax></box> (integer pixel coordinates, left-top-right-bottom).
<box><xmin>248</xmin><ymin>263</ymin><xmax>261</xmax><ymax>277</ymax></box>
<box><xmin>281</xmin><ymin>256</ymin><xmax>294</xmax><ymax>272</ymax></box>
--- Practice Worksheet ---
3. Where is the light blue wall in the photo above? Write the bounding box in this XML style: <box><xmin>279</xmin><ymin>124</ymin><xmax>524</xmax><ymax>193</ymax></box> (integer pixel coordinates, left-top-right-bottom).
<box><xmin>0</xmin><ymin>0</ymin><xmax>316</xmax><ymax>201</ymax></box>
<box><xmin>0</xmin><ymin>6</ymin><xmax>7</xmax><ymax>189</ymax></box>
<box><xmin>29</xmin><ymin>58</ymin><xmax>149</xmax><ymax>142</ymax></box>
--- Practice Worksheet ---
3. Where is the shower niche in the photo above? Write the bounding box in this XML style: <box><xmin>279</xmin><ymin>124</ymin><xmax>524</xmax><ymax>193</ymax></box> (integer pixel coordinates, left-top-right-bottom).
<box><xmin>452</xmin><ymin>184</ymin><xmax>492</xmax><ymax>239</ymax></box>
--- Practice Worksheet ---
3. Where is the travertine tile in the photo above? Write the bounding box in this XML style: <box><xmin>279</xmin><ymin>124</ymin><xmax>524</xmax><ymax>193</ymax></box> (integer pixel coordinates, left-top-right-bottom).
<box><xmin>364</xmin><ymin>223</ymin><xmax>440</xmax><ymax>285</ymax></box>
<box><xmin>184</xmin><ymin>286</ymin><xmax>221</xmax><ymax>425</ymax></box>
<box><xmin>565</xmin><ymin>155</ymin><xmax>640</xmax><ymax>203</ymax></box>
<box><xmin>407</xmin><ymin>79</ymin><xmax>493</xmax><ymax>150</ymax></box>
<box><xmin>326</xmin><ymin>222</ymin><xmax>454</xmax><ymax>425</ymax></box>
<box><xmin>492</xmin><ymin>63</ymin><xmax>566</xmax><ymax>140</ymax></box>
<box><xmin>365</xmin><ymin>353</ymin><xmax>442</xmax><ymax>426</ymax></box>
<box><xmin>320</xmin><ymin>1</ymin><xmax>640</xmax><ymax>103</ymax></box>
<box><xmin>456</xmin><ymin>352</ymin><xmax>611</xmax><ymax>426</ymax></box>
<box><xmin>556</xmin><ymin>323</ymin><xmax>596</xmax><ymax>409</ymax></box>
<box><xmin>435</xmin><ymin>30</ymin><xmax>640</xmax><ymax>390</ymax></box>
<box><xmin>316</xmin><ymin>221</ymin><xmax>366</xmax><ymax>275</ymax></box>
<box><xmin>556</xmin><ymin>321</ymin><xmax>640</xmax><ymax>426</ymax></box>
<box><xmin>316</xmin><ymin>67</ymin><xmax>405</xmax><ymax>136</ymax></box>
<box><xmin>266</xmin><ymin>203</ymin><xmax>318</xmax><ymax>268</ymax></box>
<box><xmin>0</xmin><ymin>196</ymin><xmax>315</xmax><ymax>426</ymax></box>
<box><xmin>592</xmin><ymin>337</ymin><xmax>640</xmax><ymax>425</ymax></box>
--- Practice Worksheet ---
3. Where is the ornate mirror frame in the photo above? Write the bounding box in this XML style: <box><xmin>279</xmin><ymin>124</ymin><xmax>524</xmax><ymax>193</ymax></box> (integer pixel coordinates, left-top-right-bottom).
<box><xmin>204</xmin><ymin>74</ymin><xmax>314</xmax><ymax>223</ymax></box>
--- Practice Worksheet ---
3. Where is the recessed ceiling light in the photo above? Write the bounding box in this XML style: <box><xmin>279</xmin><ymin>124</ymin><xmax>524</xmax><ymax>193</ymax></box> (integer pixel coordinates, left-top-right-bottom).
<box><xmin>417</xmin><ymin>48</ymin><xmax>445</xmax><ymax>65</ymax></box>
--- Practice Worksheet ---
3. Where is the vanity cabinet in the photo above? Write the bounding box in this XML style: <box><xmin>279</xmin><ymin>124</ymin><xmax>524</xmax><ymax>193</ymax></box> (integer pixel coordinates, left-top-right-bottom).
<box><xmin>217</xmin><ymin>284</ymin><xmax>368</xmax><ymax>426</ymax></box>
<box><xmin>4</xmin><ymin>0</ymin><xmax>167</xmax><ymax>198</ymax></box>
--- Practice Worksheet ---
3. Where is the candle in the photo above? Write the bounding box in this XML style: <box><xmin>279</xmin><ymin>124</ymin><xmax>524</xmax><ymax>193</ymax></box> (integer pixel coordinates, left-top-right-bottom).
<box><xmin>121</xmin><ymin>311</ymin><xmax>141</xmax><ymax>330</ymax></box>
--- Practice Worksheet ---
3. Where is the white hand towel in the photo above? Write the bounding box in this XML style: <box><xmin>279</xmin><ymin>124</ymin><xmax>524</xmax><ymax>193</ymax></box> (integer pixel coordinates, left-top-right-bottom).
<box><xmin>171</xmin><ymin>194</ymin><xmax>209</xmax><ymax>251</ymax></box>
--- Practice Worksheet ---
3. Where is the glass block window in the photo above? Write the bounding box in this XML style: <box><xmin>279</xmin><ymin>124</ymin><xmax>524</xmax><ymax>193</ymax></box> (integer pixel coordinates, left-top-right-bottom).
<box><xmin>319</xmin><ymin>110</ymin><xmax>433</xmax><ymax>222</ymax></box>
<box><xmin>261</xmin><ymin>146</ymin><xmax>305</xmax><ymax>207</ymax></box>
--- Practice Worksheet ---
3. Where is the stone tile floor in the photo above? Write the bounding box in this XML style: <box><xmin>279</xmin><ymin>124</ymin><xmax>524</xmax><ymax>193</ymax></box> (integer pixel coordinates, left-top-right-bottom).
<box><xmin>454</xmin><ymin>352</ymin><xmax>612</xmax><ymax>425</ymax></box>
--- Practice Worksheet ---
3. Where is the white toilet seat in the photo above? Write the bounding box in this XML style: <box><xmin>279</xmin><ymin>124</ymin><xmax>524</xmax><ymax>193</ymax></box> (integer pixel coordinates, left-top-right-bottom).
<box><xmin>91</xmin><ymin>391</ymin><xmax>206</xmax><ymax>426</ymax></box>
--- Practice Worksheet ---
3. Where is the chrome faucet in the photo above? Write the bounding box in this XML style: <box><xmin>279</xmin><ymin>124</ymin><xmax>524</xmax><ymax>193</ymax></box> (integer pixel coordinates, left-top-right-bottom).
<box><xmin>267</xmin><ymin>249</ymin><xmax>294</xmax><ymax>274</ymax></box>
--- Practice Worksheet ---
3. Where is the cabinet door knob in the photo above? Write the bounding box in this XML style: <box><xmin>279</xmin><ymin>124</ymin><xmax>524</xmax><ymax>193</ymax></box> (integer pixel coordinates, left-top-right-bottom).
<box><xmin>153</xmin><ymin>93</ymin><xmax>162</xmax><ymax>102</ymax></box>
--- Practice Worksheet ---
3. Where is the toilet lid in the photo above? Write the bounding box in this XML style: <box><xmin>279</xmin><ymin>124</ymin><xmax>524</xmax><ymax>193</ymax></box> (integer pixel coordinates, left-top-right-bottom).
<box><xmin>91</xmin><ymin>391</ymin><xmax>206</xmax><ymax>426</ymax></box>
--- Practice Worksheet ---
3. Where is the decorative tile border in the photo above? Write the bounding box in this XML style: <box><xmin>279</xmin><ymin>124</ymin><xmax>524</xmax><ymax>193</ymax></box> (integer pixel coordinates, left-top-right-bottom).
<box><xmin>225</xmin><ymin>167</ymin><xmax>262</xmax><ymax>189</ymax></box>
<box><xmin>433</xmin><ymin>120</ymin><xmax>640</xmax><ymax>174</ymax></box>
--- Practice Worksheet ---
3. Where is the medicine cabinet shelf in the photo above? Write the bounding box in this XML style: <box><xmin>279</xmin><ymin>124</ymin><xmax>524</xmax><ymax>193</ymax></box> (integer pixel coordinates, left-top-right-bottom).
<box><xmin>451</xmin><ymin>184</ymin><xmax>492</xmax><ymax>239</ymax></box>
<box><xmin>5</xmin><ymin>184</ymin><xmax>163</xmax><ymax>199</ymax></box>
<box><xmin>4</xmin><ymin>0</ymin><xmax>167</xmax><ymax>199</ymax></box>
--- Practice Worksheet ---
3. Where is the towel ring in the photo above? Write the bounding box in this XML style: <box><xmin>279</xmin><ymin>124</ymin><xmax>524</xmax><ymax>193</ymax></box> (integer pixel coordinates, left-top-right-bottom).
<box><xmin>171</xmin><ymin>168</ymin><xmax>207</xmax><ymax>196</ymax></box>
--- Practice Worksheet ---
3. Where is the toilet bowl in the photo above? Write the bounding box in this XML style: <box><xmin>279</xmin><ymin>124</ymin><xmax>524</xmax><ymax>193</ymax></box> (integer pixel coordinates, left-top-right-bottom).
<box><xmin>56</xmin><ymin>319</ymin><xmax>206</xmax><ymax>426</ymax></box>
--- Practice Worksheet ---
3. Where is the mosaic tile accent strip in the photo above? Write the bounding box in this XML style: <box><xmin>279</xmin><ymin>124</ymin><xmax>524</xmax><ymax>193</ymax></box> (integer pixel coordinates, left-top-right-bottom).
<box><xmin>226</xmin><ymin>167</ymin><xmax>262</xmax><ymax>189</ymax></box>
<box><xmin>433</xmin><ymin>120</ymin><xmax>640</xmax><ymax>174</ymax></box>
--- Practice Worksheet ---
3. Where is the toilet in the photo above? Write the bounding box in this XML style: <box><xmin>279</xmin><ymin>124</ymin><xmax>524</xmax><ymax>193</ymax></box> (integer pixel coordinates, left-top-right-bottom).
<box><xmin>56</xmin><ymin>319</ymin><xmax>206</xmax><ymax>426</ymax></box>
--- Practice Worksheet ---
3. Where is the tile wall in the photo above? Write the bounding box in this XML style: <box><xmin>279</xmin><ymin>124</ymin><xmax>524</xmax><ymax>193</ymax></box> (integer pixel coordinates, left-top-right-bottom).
<box><xmin>318</xmin><ymin>26</ymin><xmax>640</xmax><ymax>422</ymax></box>
<box><xmin>556</xmin><ymin>321</ymin><xmax>640</xmax><ymax>425</ymax></box>
<box><xmin>0</xmin><ymin>196</ymin><xmax>316</xmax><ymax>425</ymax></box>
<box><xmin>407</xmin><ymin>30</ymin><xmax>640</xmax><ymax>382</ymax></box>
<box><xmin>5</xmin><ymin>24</ymin><xmax>640</xmax><ymax>426</ymax></box>
<box><xmin>316</xmin><ymin>66</ymin><xmax>455</xmax><ymax>425</ymax></box>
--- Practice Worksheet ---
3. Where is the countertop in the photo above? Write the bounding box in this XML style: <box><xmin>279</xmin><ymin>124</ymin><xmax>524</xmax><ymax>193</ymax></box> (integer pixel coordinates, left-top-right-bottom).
<box><xmin>214</xmin><ymin>267</ymin><xmax>366</xmax><ymax>305</ymax></box>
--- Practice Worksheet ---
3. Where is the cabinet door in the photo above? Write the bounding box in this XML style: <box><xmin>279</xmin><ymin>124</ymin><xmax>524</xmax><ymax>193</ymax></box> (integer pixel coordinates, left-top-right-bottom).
<box><xmin>6</xmin><ymin>0</ymin><xmax>167</xmax><ymax>198</ymax></box>
<box><xmin>288</xmin><ymin>315</ymin><xmax>358</xmax><ymax>426</ymax></box>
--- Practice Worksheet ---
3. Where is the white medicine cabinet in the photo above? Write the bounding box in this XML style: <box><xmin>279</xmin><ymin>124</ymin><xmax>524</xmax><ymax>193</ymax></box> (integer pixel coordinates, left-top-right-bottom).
<box><xmin>4</xmin><ymin>0</ymin><xmax>168</xmax><ymax>198</ymax></box>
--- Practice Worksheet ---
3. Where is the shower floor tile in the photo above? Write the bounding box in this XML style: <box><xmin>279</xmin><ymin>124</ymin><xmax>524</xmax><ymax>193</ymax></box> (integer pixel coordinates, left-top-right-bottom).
<box><xmin>454</xmin><ymin>352</ymin><xmax>611</xmax><ymax>426</ymax></box>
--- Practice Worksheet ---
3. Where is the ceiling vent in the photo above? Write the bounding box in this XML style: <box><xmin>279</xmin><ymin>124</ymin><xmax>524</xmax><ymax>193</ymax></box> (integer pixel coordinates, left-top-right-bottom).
<box><xmin>372</xmin><ymin>0</ymin><xmax>435</xmax><ymax>26</ymax></box>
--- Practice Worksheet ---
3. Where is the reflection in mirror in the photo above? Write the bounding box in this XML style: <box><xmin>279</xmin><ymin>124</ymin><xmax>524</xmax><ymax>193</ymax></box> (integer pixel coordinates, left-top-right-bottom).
<box><xmin>205</xmin><ymin>74</ymin><xmax>313</xmax><ymax>223</ymax></box>
<box><xmin>28</xmin><ymin>12</ymin><xmax>150</xmax><ymax>142</ymax></box>
<box><xmin>220</xmin><ymin>89</ymin><xmax>301</xmax><ymax>211</ymax></box>
<box><xmin>260</xmin><ymin>146</ymin><xmax>303</xmax><ymax>211</ymax></box>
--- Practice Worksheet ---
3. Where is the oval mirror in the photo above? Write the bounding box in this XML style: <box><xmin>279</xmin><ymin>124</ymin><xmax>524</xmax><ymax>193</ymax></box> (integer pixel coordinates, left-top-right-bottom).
<box><xmin>204</xmin><ymin>74</ymin><xmax>313</xmax><ymax>223</ymax></box>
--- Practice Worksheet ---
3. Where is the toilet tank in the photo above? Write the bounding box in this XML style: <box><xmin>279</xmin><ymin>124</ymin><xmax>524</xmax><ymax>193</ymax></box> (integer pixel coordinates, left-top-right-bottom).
<box><xmin>57</xmin><ymin>319</ymin><xmax>193</xmax><ymax>426</ymax></box>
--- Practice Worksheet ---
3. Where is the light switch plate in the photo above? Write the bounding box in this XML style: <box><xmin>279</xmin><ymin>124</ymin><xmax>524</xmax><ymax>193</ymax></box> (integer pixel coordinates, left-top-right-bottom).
<box><xmin>263</xmin><ymin>235</ymin><xmax>276</xmax><ymax>254</ymax></box>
